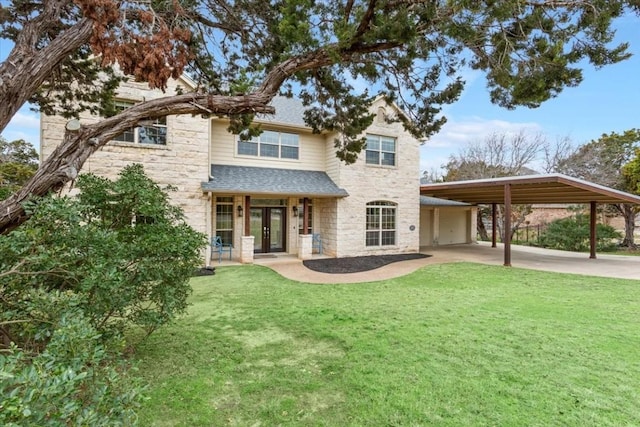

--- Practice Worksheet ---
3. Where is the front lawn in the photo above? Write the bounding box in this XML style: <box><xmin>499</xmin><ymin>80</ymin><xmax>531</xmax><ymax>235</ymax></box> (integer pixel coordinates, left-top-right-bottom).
<box><xmin>134</xmin><ymin>263</ymin><xmax>640</xmax><ymax>426</ymax></box>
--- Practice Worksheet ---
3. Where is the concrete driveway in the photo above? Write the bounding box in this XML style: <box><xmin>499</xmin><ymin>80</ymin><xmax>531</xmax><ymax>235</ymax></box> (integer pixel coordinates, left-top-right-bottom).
<box><xmin>426</xmin><ymin>242</ymin><xmax>640</xmax><ymax>280</ymax></box>
<box><xmin>262</xmin><ymin>242</ymin><xmax>640</xmax><ymax>283</ymax></box>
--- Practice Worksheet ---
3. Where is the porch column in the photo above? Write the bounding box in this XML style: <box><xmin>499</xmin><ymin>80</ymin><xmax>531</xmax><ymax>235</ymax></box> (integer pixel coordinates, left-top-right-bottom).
<box><xmin>205</xmin><ymin>193</ymin><xmax>212</xmax><ymax>266</ymax></box>
<box><xmin>491</xmin><ymin>203</ymin><xmax>497</xmax><ymax>248</ymax></box>
<box><xmin>240</xmin><ymin>236</ymin><xmax>255</xmax><ymax>263</ymax></box>
<box><xmin>432</xmin><ymin>208</ymin><xmax>440</xmax><ymax>246</ymax></box>
<box><xmin>503</xmin><ymin>184</ymin><xmax>512</xmax><ymax>267</ymax></box>
<box><xmin>590</xmin><ymin>201</ymin><xmax>597</xmax><ymax>259</ymax></box>
<box><xmin>303</xmin><ymin>197</ymin><xmax>310</xmax><ymax>234</ymax></box>
<box><xmin>240</xmin><ymin>195</ymin><xmax>254</xmax><ymax>263</ymax></box>
<box><xmin>298</xmin><ymin>234</ymin><xmax>313</xmax><ymax>260</ymax></box>
<box><xmin>244</xmin><ymin>196</ymin><xmax>250</xmax><ymax>236</ymax></box>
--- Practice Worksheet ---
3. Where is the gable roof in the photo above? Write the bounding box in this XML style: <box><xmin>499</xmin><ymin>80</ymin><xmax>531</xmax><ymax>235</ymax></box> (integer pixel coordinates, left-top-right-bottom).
<box><xmin>202</xmin><ymin>164</ymin><xmax>349</xmax><ymax>198</ymax></box>
<box><xmin>420</xmin><ymin>174</ymin><xmax>640</xmax><ymax>205</ymax></box>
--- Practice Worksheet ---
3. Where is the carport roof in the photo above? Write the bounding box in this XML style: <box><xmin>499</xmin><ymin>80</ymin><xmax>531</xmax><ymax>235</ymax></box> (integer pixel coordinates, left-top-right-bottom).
<box><xmin>420</xmin><ymin>173</ymin><xmax>640</xmax><ymax>205</ymax></box>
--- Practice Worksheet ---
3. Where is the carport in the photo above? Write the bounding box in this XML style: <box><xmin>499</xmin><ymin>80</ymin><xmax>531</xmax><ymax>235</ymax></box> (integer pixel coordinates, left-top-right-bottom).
<box><xmin>420</xmin><ymin>174</ymin><xmax>640</xmax><ymax>266</ymax></box>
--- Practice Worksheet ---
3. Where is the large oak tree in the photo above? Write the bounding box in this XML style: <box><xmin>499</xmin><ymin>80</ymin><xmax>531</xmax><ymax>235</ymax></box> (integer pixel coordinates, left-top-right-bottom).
<box><xmin>1</xmin><ymin>0</ymin><xmax>638</xmax><ymax>233</ymax></box>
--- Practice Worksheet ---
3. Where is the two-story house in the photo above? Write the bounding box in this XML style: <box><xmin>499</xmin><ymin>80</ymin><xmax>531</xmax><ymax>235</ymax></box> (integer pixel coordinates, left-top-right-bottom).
<box><xmin>40</xmin><ymin>76</ymin><xmax>476</xmax><ymax>263</ymax></box>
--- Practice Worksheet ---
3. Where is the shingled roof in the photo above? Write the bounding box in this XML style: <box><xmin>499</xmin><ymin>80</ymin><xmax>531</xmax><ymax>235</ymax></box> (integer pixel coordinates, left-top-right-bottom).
<box><xmin>420</xmin><ymin>196</ymin><xmax>470</xmax><ymax>207</ymax></box>
<box><xmin>257</xmin><ymin>96</ymin><xmax>307</xmax><ymax>128</ymax></box>
<box><xmin>202</xmin><ymin>164</ymin><xmax>349</xmax><ymax>197</ymax></box>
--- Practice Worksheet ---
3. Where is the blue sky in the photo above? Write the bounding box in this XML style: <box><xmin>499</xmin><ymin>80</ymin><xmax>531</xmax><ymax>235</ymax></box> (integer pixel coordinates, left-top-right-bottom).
<box><xmin>421</xmin><ymin>14</ymin><xmax>640</xmax><ymax>174</ymax></box>
<box><xmin>1</xmin><ymin>13</ymin><xmax>638</xmax><ymax>174</ymax></box>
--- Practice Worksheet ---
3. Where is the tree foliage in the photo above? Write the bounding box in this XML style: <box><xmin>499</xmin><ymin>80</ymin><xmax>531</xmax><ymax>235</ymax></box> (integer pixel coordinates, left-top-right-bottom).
<box><xmin>0</xmin><ymin>164</ymin><xmax>204</xmax><ymax>424</ymax></box>
<box><xmin>556</xmin><ymin>129</ymin><xmax>640</xmax><ymax>247</ymax></box>
<box><xmin>1</xmin><ymin>0</ymin><xmax>639</xmax><ymax>231</ymax></box>
<box><xmin>0</xmin><ymin>291</ymin><xmax>144</xmax><ymax>426</ymax></box>
<box><xmin>0</xmin><ymin>137</ymin><xmax>38</xmax><ymax>200</ymax></box>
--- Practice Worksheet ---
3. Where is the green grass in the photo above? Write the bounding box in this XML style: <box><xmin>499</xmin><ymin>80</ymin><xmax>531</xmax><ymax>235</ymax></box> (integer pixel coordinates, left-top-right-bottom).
<box><xmin>134</xmin><ymin>263</ymin><xmax>640</xmax><ymax>426</ymax></box>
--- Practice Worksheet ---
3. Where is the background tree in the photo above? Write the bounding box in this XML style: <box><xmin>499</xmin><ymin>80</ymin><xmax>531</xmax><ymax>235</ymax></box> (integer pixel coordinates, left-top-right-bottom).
<box><xmin>1</xmin><ymin>0</ymin><xmax>639</xmax><ymax>232</ymax></box>
<box><xmin>556</xmin><ymin>129</ymin><xmax>640</xmax><ymax>247</ymax></box>
<box><xmin>0</xmin><ymin>137</ymin><xmax>38</xmax><ymax>200</ymax></box>
<box><xmin>443</xmin><ymin>130</ymin><xmax>543</xmax><ymax>241</ymax></box>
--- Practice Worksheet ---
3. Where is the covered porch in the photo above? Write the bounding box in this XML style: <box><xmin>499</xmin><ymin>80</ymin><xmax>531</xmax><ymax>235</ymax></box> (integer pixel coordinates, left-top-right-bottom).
<box><xmin>202</xmin><ymin>164</ymin><xmax>348</xmax><ymax>264</ymax></box>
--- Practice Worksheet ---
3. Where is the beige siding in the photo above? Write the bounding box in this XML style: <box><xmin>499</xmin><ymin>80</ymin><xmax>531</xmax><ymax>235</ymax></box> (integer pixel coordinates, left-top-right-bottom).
<box><xmin>419</xmin><ymin>208</ymin><xmax>433</xmax><ymax>246</ymax></box>
<box><xmin>210</xmin><ymin>120</ymin><xmax>326</xmax><ymax>171</ymax></box>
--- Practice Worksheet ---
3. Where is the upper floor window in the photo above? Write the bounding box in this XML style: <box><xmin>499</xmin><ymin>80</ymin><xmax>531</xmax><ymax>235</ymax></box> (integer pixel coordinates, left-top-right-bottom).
<box><xmin>366</xmin><ymin>201</ymin><xmax>396</xmax><ymax>247</ymax></box>
<box><xmin>365</xmin><ymin>134</ymin><xmax>396</xmax><ymax>166</ymax></box>
<box><xmin>112</xmin><ymin>100</ymin><xmax>167</xmax><ymax>145</ymax></box>
<box><xmin>237</xmin><ymin>130</ymin><xmax>299</xmax><ymax>160</ymax></box>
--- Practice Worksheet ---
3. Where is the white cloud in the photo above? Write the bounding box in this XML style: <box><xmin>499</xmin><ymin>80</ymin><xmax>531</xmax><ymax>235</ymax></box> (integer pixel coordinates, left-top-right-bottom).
<box><xmin>2</xmin><ymin>109</ymin><xmax>41</xmax><ymax>146</ymax></box>
<box><xmin>419</xmin><ymin>116</ymin><xmax>543</xmax><ymax>174</ymax></box>
<box><xmin>10</xmin><ymin>110</ymin><xmax>40</xmax><ymax>129</ymax></box>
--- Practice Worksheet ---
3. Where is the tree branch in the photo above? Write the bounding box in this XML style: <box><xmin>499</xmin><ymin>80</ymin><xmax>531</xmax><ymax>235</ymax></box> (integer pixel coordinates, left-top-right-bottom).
<box><xmin>0</xmin><ymin>18</ymin><xmax>94</xmax><ymax>131</ymax></box>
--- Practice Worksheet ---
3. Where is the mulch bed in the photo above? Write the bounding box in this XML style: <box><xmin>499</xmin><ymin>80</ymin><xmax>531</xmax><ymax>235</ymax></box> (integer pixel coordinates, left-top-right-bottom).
<box><xmin>303</xmin><ymin>253</ymin><xmax>430</xmax><ymax>274</ymax></box>
<box><xmin>192</xmin><ymin>266</ymin><xmax>216</xmax><ymax>276</ymax></box>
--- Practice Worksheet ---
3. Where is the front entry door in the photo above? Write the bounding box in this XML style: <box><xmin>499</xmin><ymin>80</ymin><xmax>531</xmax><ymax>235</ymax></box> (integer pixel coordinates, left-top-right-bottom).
<box><xmin>250</xmin><ymin>207</ymin><xmax>286</xmax><ymax>253</ymax></box>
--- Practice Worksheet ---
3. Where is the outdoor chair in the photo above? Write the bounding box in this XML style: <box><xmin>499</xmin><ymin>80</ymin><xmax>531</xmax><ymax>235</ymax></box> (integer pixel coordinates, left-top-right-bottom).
<box><xmin>312</xmin><ymin>233</ymin><xmax>322</xmax><ymax>255</ymax></box>
<box><xmin>211</xmin><ymin>236</ymin><xmax>232</xmax><ymax>263</ymax></box>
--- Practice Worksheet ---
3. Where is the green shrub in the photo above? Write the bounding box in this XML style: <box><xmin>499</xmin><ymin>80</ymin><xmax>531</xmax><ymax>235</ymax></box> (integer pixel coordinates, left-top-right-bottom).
<box><xmin>0</xmin><ymin>164</ymin><xmax>207</xmax><ymax>337</ymax></box>
<box><xmin>0</xmin><ymin>164</ymin><xmax>207</xmax><ymax>424</ymax></box>
<box><xmin>539</xmin><ymin>214</ymin><xmax>622</xmax><ymax>252</ymax></box>
<box><xmin>0</xmin><ymin>290</ymin><xmax>144</xmax><ymax>426</ymax></box>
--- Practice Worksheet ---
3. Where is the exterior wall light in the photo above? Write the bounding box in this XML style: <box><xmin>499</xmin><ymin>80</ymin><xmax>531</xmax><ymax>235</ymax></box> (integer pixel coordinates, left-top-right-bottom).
<box><xmin>292</xmin><ymin>206</ymin><xmax>299</xmax><ymax>217</ymax></box>
<box><xmin>237</xmin><ymin>205</ymin><xmax>243</xmax><ymax>217</ymax></box>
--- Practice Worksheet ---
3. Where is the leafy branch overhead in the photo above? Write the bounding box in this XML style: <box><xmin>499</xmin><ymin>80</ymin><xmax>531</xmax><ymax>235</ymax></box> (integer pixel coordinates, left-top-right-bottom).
<box><xmin>1</xmin><ymin>0</ymin><xmax>639</xmax><ymax>232</ymax></box>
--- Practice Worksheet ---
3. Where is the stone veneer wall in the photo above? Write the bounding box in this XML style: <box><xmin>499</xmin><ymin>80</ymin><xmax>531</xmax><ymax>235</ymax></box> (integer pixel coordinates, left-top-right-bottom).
<box><xmin>40</xmin><ymin>77</ymin><xmax>211</xmax><ymax>236</ymax></box>
<box><xmin>327</xmin><ymin>98</ymin><xmax>421</xmax><ymax>257</ymax></box>
<box><xmin>316</xmin><ymin>198</ymin><xmax>338</xmax><ymax>257</ymax></box>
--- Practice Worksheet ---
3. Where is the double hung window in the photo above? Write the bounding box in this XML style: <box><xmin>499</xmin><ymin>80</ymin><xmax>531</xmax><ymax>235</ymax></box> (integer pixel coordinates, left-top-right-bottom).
<box><xmin>365</xmin><ymin>134</ymin><xmax>396</xmax><ymax>166</ymax></box>
<box><xmin>238</xmin><ymin>130</ymin><xmax>299</xmax><ymax>160</ymax></box>
<box><xmin>113</xmin><ymin>100</ymin><xmax>167</xmax><ymax>145</ymax></box>
<box><xmin>366</xmin><ymin>201</ymin><xmax>396</xmax><ymax>246</ymax></box>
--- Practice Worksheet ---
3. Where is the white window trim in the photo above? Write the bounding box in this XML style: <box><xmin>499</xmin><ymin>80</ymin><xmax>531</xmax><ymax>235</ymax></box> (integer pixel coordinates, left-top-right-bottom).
<box><xmin>111</xmin><ymin>100</ymin><xmax>168</xmax><ymax>147</ymax></box>
<box><xmin>365</xmin><ymin>134</ymin><xmax>397</xmax><ymax>168</ymax></box>
<box><xmin>235</xmin><ymin>130</ymin><xmax>301</xmax><ymax>161</ymax></box>
<box><xmin>365</xmin><ymin>201</ymin><xmax>397</xmax><ymax>247</ymax></box>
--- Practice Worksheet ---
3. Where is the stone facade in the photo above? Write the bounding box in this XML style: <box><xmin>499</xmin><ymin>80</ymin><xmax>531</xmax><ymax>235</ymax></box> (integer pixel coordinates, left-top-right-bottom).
<box><xmin>329</xmin><ymin>98</ymin><xmax>421</xmax><ymax>257</ymax></box>
<box><xmin>41</xmin><ymin>79</ymin><xmax>463</xmax><ymax>262</ymax></box>
<box><xmin>40</xmin><ymin>77</ymin><xmax>210</xmax><ymax>236</ymax></box>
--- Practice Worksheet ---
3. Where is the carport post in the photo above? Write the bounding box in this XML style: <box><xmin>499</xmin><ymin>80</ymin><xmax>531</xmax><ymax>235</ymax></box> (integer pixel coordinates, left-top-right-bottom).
<box><xmin>504</xmin><ymin>184</ymin><xmax>512</xmax><ymax>267</ymax></box>
<box><xmin>491</xmin><ymin>203</ymin><xmax>497</xmax><ymax>248</ymax></box>
<box><xmin>590</xmin><ymin>201</ymin><xmax>597</xmax><ymax>259</ymax></box>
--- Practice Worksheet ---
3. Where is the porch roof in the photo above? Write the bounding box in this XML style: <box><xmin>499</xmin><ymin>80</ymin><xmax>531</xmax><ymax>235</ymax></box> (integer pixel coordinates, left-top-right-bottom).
<box><xmin>202</xmin><ymin>164</ymin><xmax>349</xmax><ymax>198</ymax></box>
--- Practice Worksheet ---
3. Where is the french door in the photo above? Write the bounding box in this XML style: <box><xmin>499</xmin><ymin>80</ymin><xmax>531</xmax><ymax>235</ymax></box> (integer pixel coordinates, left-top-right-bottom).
<box><xmin>250</xmin><ymin>207</ymin><xmax>286</xmax><ymax>253</ymax></box>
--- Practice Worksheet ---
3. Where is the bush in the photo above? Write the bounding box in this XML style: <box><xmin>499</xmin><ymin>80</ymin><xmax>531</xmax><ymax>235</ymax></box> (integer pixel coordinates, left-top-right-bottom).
<box><xmin>0</xmin><ymin>290</ymin><xmax>144</xmax><ymax>426</ymax></box>
<box><xmin>0</xmin><ymin>164</ymin><xmax>207</xmax><ymax>337</ymax></box>
<box><xmin>538</xmin><ymin>214</ymin><xmax>622</xmax><ymax>252</ymax></box>
<box><xmin>0</xmin><ymin>164</ymin><xmax>207</xmax><ymax>424</ymax></box>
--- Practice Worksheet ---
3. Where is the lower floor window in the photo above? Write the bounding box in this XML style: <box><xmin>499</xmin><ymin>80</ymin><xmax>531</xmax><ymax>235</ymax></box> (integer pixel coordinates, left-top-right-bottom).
<box><xmin>366</xmin><ymin>201</ymin><xmax>396</xmax><ymax>246</ymax></box>
<box><xmin>216</xmin><ymin>197</ymin><xmax>234</xmax><ymax>245</ymax></box>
